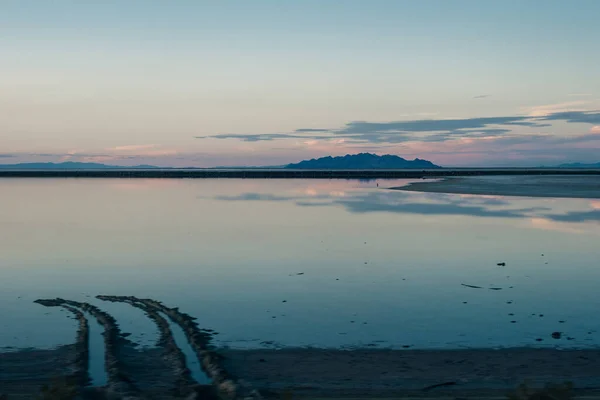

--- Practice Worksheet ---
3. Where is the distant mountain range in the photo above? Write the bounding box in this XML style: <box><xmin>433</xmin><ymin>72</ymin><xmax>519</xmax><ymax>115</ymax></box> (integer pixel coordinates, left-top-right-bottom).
<box><xmin>285</xmin><ymin>153</ymin><xmax>441</xmax><ymax>169</ymax></box>
<box><xmin>0</xmin><ymin>162</ymin><xmax>158</xmax><ymax>169</ymax></box>
<box><xmin>557</xmin><ymin>162</ymin><xmax>600</xmax><ymax>168</ymax></box>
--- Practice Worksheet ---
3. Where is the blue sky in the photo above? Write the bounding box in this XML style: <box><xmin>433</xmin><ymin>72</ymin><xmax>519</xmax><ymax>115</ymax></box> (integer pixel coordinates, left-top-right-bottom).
<box><xmin>1</xmin><ymin>0</ymin><xmax>599</xmax><ymax>166</ymax></box>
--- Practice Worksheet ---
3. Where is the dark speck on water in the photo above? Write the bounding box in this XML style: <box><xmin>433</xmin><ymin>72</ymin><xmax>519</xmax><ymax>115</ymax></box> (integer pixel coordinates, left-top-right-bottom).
<box><xmin>510</xmin><ymin>321</ymin><xmax>517</xmax><ymax>323</ymax></box>
<box><xmin>461</xmin><ymin>284</ymin><xmax>482</xmax><ymax>289</ymax></box>
<box><xmin>559</xmin><ymin>320</ymin><xmax>565</xmax><ymax>323</ymax></box>
<box><xmin>497</xmin><ymin>262</ymin><xmax>506</xmax><ymax>266</ymax></box>
<box><xmin>535</xmin><ymin>338</ymin><xmax>543</xmax><ymax>342</ymax></box>
<box><xmin>552</xmin><ymin>332</ymin><xmax>562</xmax><ymax>339</ymax></box>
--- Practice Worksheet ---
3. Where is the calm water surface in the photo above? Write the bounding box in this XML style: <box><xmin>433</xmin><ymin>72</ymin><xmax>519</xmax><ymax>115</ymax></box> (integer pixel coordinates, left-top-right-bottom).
<box><xmin>1</xmin><ymin>178</ymin><xmax>600</xmax><ymax>351</ymax></box>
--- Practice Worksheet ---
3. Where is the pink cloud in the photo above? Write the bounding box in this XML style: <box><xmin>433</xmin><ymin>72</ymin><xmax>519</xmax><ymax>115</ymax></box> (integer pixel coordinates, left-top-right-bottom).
<box><xmin>591</xmin><ymin>126</ymin><xmax>600</xmax><ymax>134</ymax></box>
<box><xmin>111</xmin><ymin>144</ymin><xmax>158</xmax><ymax>151</ymax></box>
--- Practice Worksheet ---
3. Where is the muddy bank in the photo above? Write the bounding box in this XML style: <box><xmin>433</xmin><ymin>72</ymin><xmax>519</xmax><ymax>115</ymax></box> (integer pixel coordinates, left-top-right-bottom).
<box><xmin>220</xmin><ymin>347</ymin><xmax>600</xmax><ymax>398</ymax></box>
<box><xmin>393</xmin><ymin>175</ymin><xmax>600</xmax><ymax>199</ymax></box>
<box><xmin>35</xmin><ymin>298</ymin><xmax>143</xmax><ymax>399</ymax></box>
<box><xmin>97</xmin><ymin>295</ymin><xmax>261</xmax><ymax>400</ymax></box>
<box><xmin>96</xmin><ymin>296</ymin><xmax>197</xmax><ymax>396</ymax></box>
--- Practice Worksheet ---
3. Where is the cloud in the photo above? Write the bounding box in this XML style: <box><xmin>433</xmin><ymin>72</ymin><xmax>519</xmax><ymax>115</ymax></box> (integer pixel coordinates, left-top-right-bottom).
<box><xmin>473</xmin><ymin>95</ymin><xmax>490</xmax><ymax>99</ymax></box>
<box><xmin>112</xmin><ymin>144</ymin><xmax>157</xmax><ymax>151</ymax></box>
<box><xmin>523</xmin><ymin>101</ymin><xmax>590</xmax><ymax>117</ymax></box>
<box><xmin>195</xmin><ymin>110</ymin><xmax>600</xmax><ymax>162</ymax></box>
<box><xmin>544</xmin><ymin>210</ymin><xmax>600</xmax><ymax>223</ymax></box>
<box><xmin>539</xmin><ymin>110</ymin><xmax>600</xmax><ymax>124</ymax></box>
<box><xmin>294</xmin><ymin>128</ymin><xmax>330</xmax><ymax>133</ymax></box>
<box><xmin>195</xmin><ymin>133</ymin><xmax>334</xmax><ymax>142</ymax></box>
<box><xmin>568</xmin><ymin>93</ymin><xmax>594</xmax><ymax>97</ymax></box>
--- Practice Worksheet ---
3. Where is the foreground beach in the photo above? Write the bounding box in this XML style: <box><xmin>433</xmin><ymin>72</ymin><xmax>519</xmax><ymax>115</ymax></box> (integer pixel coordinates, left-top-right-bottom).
<box><xmin>4</xmin><ymin>345</ymin><xmax>600</xmax><ymax>398</ymax></box>
<box><xmin>394</xmin><ymin>175</ymin><xmax>600</xmax><ymax>199</ymax></box>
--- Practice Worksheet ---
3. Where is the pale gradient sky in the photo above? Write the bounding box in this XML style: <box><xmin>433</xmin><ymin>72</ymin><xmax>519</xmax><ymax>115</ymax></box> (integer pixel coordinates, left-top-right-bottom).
<box><xmin>1</xmin><ymin>0</ymin><xmax>600</xmax><ymax>167</ymax></box>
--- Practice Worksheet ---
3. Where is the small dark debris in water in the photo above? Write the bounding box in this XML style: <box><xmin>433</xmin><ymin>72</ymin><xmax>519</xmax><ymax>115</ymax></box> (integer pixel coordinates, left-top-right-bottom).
<box><xmin>402</xmin><ymin>345</ymin><xmax>412</xmax><ymax>349</ymax></box>
<box><xmin>508</xmin><ymin>313</ymin><xmax>514</xmax><ymax>316</ymax></box>
<box><xmin>535</xmin><ymin>338</ymin><xmax>543</xmax><ymax>342</ymax></box>
<box><xmin>402</xmin><ymin>278</ymin><xmax>406</xmax><ymax>281</ymax></box>
<box><xmin>510</xmin><ymin>321</ymin><xmax>517</xmax><ymax>324</ymax></box>
<box><xmin>507</xmin><ymin>301</ymin><xmax>513</xmax><ymax>304</ymax></box>
<box><xmin>338</xmin><ymin>332</ymin><xmax>347</xmax><ymax>335</ymax></box>
<box><xmin>588</xmin><ymin>331</ymin><xmax>593</xmax><ymax>335</ymax></box>
<box><xmin>539</xmin><ymin>314</ymin><xmax>544</xmax><ymax>317</ymax></box>
<box><xmin>567</xmin><ymin>337</ymin><xmax>575</xmax><ymax>341</ymax></box>
<box><xmin>336</xmin><ymin>278</ymin><xmax>339</xmax><ymax>281</ymax></box>
<box><xmin>461</xmin><ymin>284</ymin><xmax>482</xmax><ymax>289</ymax></box>
<box><xmin>541</xmin><ymin>254</ymin><xmax>544</xmax><ymax>256</ymax></box>
<box><xmin>364</xmin><ymin>262</ymin><xmax>368</xmax><ymax>264</ymax></box>
<box><xmin>489</xmin><ymin>287</ymin><xmax>502</xmax><ymax>290</ymax></box>
<box><xmin>363</xmin><ymin>322</ymin><xmax>367</xmax><ymax>325</ymax></box>
<box><xmin>350</xmin><ymin>321</ymin><xmax>355</xmax><ymax>323</ymax></box>
<box><xmin>259</xmin><ymin>358</ymin><xmax>266</xmax><ymax>363</ymax></box>
<box><xmin>364</xmin><ymin>242</ymin><xmax>367</xmax><ymax>244</ymax></box>
<box><xmin>559</xmin><ymin>320</ymin><xmax>565</xmax><ymax>323</ymax></box>
<box><xmin>497</xmin><ymin>262</ymin><xmax>506</xmax><ymax>266</ymax></box>
<box><xmin>282</xmin><ymin>300</ymin><xmax>287</xmax><ymax>303</ymax></box>
<box><xmin>422</xmin><ymin>382</ymin><xmax>457</xmax><ymax>392</ymax></box>
<box><xmin>462</xmin><ymin>301</ymin><xmax>468</xmax><ymax>304</ymax></box>
<box><xmin>271</xmin><ymin>316</ymin><xmax>276</xmax><ymax>319</ymax></box>
<box><xmin>296</xmin><ymin>272</ymin><xmax>304</xmax><ymax>275</ymax></box>
<box><xmin>551</xmin><ymin>332</ymin><xmax>562</xmax><ymax>339</ymax></box>
<box><xmin>545</xmin><ymin>262</ymin><xmax>549</xmax><ymax>264</ymax></box>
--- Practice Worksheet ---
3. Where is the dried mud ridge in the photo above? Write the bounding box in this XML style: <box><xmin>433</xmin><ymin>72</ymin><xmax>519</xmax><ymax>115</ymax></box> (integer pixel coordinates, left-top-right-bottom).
<box><xmin>30</xmin><ymin>296</ymin><xmax>262</xmax><ymax>400</ymax></box>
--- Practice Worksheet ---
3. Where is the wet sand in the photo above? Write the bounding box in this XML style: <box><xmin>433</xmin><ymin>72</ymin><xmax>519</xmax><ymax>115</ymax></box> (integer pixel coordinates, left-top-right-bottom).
<box><xmin>5</xmin><ymin>345</ymin><xmax>600</xmax><ymax>398</ymax></box>
<box><xmin>394</xmin><ymin>175</ymin><xmax>600</xmax><ymax>199</ymax></box>
<box><xmin>221</xmin><ymin>347</ymin><xmax>600</xmax><ymax>398</ymax></box>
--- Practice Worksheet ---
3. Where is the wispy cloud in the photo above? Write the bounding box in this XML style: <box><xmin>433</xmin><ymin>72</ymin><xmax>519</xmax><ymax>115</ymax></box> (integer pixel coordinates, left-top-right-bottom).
<box><xmin>111</xmin><ymin>144</ymin><xmax>158</xmax><ymax>151</ymax></box>
<box><xmin>591</xmin><ymin>126</ymin><xmax>600</xmax><ymax>133</ymax></box>
<box><xmin>473</xmin><ymin>94</ymin><xmax>490</xmax><ymax>99</ymax></box>
<box><xmin>568</xmin><ymin>93</ymin><xmax>594</xmax><ymax>97</ymax></box>
<box><xmin>522</xmin><ymin>101</ymin><xmax>590</xmax><ymax>117</ymax></box>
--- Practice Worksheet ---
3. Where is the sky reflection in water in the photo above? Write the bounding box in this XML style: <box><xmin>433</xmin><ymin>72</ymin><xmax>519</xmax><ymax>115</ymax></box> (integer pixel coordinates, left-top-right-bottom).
<box><xmin>0</xmin><ymin>178</ymin><xmax>599</xmax><ymax>351</ymax></box>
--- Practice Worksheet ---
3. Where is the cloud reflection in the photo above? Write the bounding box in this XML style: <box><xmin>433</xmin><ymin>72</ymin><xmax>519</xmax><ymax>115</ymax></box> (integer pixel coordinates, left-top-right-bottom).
<box><xmin>214</xmin><ymin>185</ymin><xmax>600</xmax><ymax>226</ymax></box>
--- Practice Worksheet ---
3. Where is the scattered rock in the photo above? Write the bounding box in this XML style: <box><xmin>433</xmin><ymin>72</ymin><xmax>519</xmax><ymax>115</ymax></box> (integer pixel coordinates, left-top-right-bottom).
<box><xmin>461</xmin><ymin>284</ymin><xmax>482</xmax><ymax>289</ymax></box>
<box><xmin>551</xmin><ymin>332</ymin><xmax>562</xmax><ymax>339</ymax></box>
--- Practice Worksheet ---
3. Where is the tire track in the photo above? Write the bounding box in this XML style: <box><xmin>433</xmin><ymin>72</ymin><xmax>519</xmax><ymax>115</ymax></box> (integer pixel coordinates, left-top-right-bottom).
<box><xmin>97</xmin><ymin>295</ymin><xmax>262</xmax><ymax>400</ymax></box>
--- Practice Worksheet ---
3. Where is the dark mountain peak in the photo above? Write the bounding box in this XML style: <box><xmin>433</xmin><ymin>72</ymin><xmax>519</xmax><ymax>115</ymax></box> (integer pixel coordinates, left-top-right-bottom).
<box><xmin>285</xmin><ymin>153</ymin><xmax>441</xmax><ymax>169</ymax></box>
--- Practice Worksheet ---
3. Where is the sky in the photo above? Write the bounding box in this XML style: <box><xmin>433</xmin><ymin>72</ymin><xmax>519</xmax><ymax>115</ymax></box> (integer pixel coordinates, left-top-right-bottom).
<box><xmin>1</xmin><ymin>0</ymin><xmax>600</xmax><ymax>167</ymax></box>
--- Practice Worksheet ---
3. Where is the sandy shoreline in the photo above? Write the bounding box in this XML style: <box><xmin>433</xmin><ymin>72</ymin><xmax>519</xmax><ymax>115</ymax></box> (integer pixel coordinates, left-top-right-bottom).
<box><xmin>220</xmin><ymin>347</ymin><xmax>600</xmax><ymax>397</ymax></box>
<box><xmin>5</xmin><ymin>345</ymin><xmax>600</xmax><ymax>398</ymax></box>
<box><xmin>393</xmin><ymin>175</ymin><xmax>600</xmax><ymax>199</ymax></box>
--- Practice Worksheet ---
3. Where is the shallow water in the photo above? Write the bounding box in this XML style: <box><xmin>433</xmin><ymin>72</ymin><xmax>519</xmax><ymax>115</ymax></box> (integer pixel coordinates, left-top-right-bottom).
<box><xmin>1</xmin><ymin>178</ymin><xmax>600</xmax><ymax>351</ymax></box>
